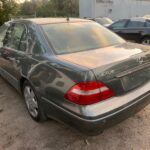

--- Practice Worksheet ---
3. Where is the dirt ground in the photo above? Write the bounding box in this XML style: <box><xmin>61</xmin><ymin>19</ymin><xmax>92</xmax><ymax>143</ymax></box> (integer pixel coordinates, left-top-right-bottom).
<box><xmin>0</xmin><ymin>77</ymin><xmax>150</xmax><ymax>150</ymax></box>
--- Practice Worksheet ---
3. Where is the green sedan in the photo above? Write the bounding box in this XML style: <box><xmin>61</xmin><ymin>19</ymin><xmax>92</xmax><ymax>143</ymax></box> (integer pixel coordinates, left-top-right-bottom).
<box><xmin>0</xmin><ymin>18</ymin><xmax>150</xmax><ymax>135</ymax></box>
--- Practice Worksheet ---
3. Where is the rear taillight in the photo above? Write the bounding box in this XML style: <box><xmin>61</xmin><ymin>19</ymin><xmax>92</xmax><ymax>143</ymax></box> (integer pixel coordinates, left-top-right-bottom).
<box><xmin>64</xmin><ymin>82</ymin><xmax>115</xmax><ymax>105</ymax></box>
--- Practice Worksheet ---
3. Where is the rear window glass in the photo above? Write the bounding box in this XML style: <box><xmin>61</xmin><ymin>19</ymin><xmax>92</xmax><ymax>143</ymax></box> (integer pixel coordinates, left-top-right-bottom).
<box><xmin>42</xmin><ymin>22</ymin><xmax>124</xmax><ymax>55</ymax></box>
<box><xmin>127</xmin><ymin>21</ymin><xmax>145</xmax><ymax>28</ymax></box>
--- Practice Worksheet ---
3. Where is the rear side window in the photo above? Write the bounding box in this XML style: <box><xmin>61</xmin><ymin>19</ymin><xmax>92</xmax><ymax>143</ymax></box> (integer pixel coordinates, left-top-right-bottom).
<box><xmin>145</xmin><ymin>21</ymin><xmax>150</xmax><ymax>27</ymax></box>
<box><xmin>111</xmin><ymin>20</ymin><xmax>127</xmax><ymax>29</ymax></box>
<box><xmin>42</xmin><ymin>22</ymin><xmax>124</xmax><ymax>55</ymax></box>
<box><xmin>127</xmin><ymin>21</ymin><xmax>145</xmax><ymax>28</ymax></box>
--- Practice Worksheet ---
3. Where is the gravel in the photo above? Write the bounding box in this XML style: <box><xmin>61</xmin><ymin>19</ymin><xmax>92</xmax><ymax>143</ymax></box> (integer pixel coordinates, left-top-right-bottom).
<box><xmin>0</xmin><ymin>77</ymin><xmax>150</xmax><ymax>150</ymax></box>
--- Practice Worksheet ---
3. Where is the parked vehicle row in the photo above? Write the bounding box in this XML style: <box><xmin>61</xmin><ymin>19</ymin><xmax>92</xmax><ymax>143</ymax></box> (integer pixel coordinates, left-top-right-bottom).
<box><xmin>91</xmin><ymin>17</ymin><xmax>150</xmax><ymax>45</ymax></box>
<box><xmin>108</xmin><ymin>17</ymin><xmax>150</xmax><ymax>45</ymax></box>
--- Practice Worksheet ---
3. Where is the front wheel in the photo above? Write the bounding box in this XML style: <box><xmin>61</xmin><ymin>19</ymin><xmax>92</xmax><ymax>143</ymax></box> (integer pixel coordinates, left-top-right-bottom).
<box><xmin>141</xmin><ymin>37</ymin><xmax>150</xmax><ymax>45</ymax></box>
<box><xmin>23</xmin><ymin>81</ymin><xmax>47</xmax><ymax>122</ymax></box>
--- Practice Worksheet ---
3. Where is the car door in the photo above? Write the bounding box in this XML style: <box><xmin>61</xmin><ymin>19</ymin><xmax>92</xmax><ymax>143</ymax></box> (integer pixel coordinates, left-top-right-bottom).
<box><xmin>0</xmin><ymin>22</ymin><xmax>27</xmax><ymax>89</ymax></box>
<box><xmin>109</xmin><ymin>19</ymin><xmax>129</xmax><ymax>39</ymax></box>
<box><xmin>125</xmin><ymin>20</ymin><xmax>146</xmax><ymax>43</ymax></box>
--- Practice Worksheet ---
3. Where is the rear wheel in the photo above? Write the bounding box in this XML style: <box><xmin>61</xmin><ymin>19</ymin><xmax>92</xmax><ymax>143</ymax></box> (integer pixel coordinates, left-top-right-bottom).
<box><xmin>23</xmin><ymin>81</ymin><xmax>47</xmax><ymax>122</ymax></box>
<box><xmin>141</xmin><ymin>37</ymin><xmax>150</xmax><ymax>45</ymax></box>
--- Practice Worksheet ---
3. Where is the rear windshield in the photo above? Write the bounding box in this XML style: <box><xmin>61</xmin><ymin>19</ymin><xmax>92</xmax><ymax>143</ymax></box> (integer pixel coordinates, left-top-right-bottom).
<box><xmin>42</xmin><ymin>22</ymin><xmax>124</xmax><ymax>55</ymax></box>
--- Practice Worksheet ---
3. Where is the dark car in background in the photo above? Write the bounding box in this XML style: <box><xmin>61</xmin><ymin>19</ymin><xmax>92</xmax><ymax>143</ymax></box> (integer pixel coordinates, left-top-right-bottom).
<box><xmin>108</xmin><ymin>18</ymin><xmax>150</xmax><ymax>45</ymax></box>
<box><xmin>90</xmin><ymin>17</ymin><xmax>113</xmax><ymax>27</ymax></box>
<box><xmin>0</xmin><ymin>18</ymin><xmax>150</xmax><ymax>135</ymax></box>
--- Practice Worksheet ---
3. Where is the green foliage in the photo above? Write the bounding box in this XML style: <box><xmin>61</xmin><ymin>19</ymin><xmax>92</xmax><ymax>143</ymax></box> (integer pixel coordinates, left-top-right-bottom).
<box><xmin>0</xmin><ymin>0</ymin><xmax>18</xmax><ymax>25</ymax></box>
<box><xmin>0</xmin><ymin>0</ymin><xmax>79</xmax><ymax>25</ymax></box>
<box><xmin>19</xmin><ymin>0</ymin><xmax>79</xmax><ymax>18</ymax></box>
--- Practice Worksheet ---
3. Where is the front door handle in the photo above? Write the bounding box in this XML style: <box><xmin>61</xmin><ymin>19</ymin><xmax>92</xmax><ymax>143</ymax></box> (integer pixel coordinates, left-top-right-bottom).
<box><xmin>2</xmin><ymin>51</ymin><xmax>9</xmax><ymax>59</ymax></box>
<box><xmin>3</xmin><ymin>49</ymin><xmax>10</xmax><ymax>55</ymax></box>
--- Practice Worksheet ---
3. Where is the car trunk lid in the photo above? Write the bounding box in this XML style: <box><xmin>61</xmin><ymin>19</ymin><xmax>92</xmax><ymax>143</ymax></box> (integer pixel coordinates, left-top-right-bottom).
<box><xmin>58</xmin><ymin>42</ymin><xmax>150</xmax><ymax>95</ymax></box>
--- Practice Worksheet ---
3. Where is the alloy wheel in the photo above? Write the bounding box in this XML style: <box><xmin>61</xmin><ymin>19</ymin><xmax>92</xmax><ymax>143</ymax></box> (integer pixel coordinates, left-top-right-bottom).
<box><xmin>24</xmin><ymin>86</ymin><xmax>39</xmax><ymax>118</ymax></box>
<box><xmin>142</xmin><ymin>39</ymin><xmax>150</xmax><ymax>45</ymax></box>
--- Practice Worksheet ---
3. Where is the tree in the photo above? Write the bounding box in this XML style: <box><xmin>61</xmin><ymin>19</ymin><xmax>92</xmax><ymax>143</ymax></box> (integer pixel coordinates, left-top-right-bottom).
<box><xmin>36</xmin><ymin>0</ymin><xmax>56</xmax><ymax>17</ymax></box>
<box><xmin>0</xmin><ymin>0</ymin><xmax>18</xmax><ymax>25</ymax></box>
<box><xmin>19</xmin><ymin>0</ymin><xmax>41</xmax><ymax>17</ymax></box>
<box><xmin>63</xmin><ymin>0</ymin><xmax>79</xmax><ymax>17</ymax></box>
<box><xmin>19</xmin><ymin>0</ymin><xmax>79</xmax><ymax>18</ymax></box>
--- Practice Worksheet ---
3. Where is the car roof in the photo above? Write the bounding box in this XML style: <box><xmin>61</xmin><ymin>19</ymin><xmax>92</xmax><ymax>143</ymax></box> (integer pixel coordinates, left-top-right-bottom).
<box><xmin>18</xmin><ymin>18</ymin><xmax>90</xmax><ymax>25</ymax></box>
<box><xmin>116</xmin><ymin>17</ymin><xmax>147</xmax><ymax>22</ymax></box>
<box><xmin>130</xmin><ymin>17</ymin><xmax>148</xmax><ymax>22</ymax></box>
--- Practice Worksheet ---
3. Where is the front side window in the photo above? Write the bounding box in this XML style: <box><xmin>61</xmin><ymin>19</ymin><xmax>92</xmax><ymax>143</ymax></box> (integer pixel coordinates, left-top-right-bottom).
<box><xmin>4</xmin><ymin>23</ymin><xmax>26</xmax><ymax>50</ymax></box>
<box><xmin>127</xmin><ymin>21</ymin><xmax>145</xmax><ymax>28</ymax></box>
<box><xmin>42</xmin><ymin>22</ymin><xmax>124</xmax><ymax>55</ymax></box>
<box><xmin>0</xmin><ymin>23</ymin><xmax>9</xmax><ymax>48</ymax></box>
<box><xmin>111</xmin><ymin>20</ymin><xmax>127</xmax><ymax>29</ymax></box>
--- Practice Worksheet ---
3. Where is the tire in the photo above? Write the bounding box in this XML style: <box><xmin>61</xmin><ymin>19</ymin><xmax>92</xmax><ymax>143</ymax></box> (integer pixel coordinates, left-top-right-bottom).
<box><xmin>23</xmin><ymin>80</ymin><xmax>47</xmax><ymax>122</ymax></box>
<box><xmin>141</xmin><ymin>37</ymin><xmax>150</xmax><ymax>45</ymax></box>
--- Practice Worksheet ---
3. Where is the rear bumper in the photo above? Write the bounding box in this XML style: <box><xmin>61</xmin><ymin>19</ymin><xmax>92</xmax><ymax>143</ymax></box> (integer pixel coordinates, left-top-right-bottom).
<box><xmin>42</xmin><ymin>91</ymin><xmax>150</xmax><ymax>135</ymax></box>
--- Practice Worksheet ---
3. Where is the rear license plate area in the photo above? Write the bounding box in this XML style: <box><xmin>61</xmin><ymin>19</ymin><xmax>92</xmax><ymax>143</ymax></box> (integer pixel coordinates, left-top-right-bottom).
<box><xmin>121</xmin><ymin>69</ymin><xmax>149</xmax><ymax>91</ymax></box>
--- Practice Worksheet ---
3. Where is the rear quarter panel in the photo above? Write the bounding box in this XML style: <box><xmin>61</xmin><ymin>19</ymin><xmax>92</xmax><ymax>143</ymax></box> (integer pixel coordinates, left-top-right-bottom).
<box><xmin>27</xmin><ymin>56</ymin><xmax>96</xmax><ymax>107</ymax></box>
